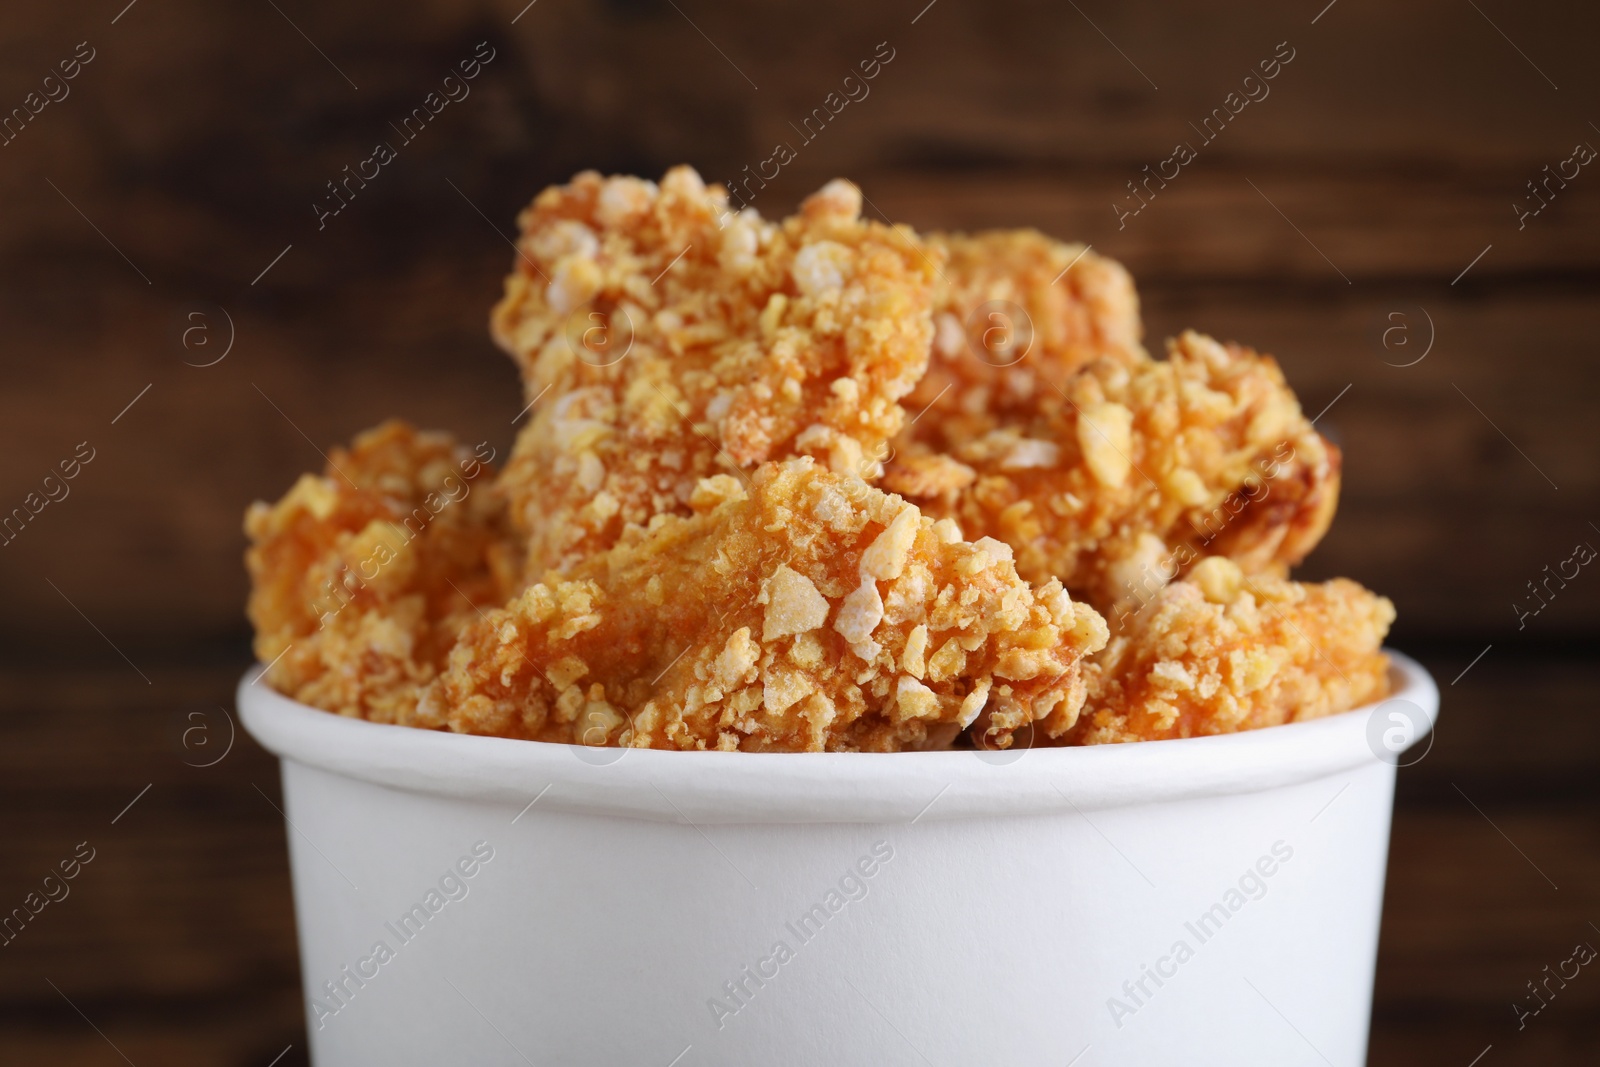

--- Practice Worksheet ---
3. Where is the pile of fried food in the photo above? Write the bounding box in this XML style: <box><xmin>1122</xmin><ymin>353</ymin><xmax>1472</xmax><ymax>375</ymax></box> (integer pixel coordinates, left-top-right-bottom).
<box><xmin>246</xmin><ymin>167</ymin><xmax>1395</xmax><ymax>752</ymax></box>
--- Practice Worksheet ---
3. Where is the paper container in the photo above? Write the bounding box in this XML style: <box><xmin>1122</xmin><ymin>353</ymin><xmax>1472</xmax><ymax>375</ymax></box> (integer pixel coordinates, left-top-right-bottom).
<box><xmin>239</xmin><ymin>651</ymin><xmax>1437</xmax><ymax>1066</ymax></box>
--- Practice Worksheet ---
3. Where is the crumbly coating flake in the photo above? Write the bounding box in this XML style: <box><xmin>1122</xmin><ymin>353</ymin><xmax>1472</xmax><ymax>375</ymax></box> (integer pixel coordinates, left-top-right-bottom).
<box><xmin>761</xmin><ymin>563</ymin><xmax>831</xmax><ymax>640</ymax></box>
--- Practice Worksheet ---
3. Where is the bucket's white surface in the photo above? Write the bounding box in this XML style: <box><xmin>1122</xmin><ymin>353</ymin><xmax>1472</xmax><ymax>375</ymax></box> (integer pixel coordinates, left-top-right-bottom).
<box><xmin>239</xmin><ymin>652</ymin><xmax>1438</xmax><ymax>1067</ymax></box>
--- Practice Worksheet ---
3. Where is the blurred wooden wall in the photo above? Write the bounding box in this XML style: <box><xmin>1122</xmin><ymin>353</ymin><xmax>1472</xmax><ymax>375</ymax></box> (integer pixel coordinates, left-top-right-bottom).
<box><xmin>1</xmin><ymin>2</ymin><xmax>1597</xmax><ymax>1065</ymax></box>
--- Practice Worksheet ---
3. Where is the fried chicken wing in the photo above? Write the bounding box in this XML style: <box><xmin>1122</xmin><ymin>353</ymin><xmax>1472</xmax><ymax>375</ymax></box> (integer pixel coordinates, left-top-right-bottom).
<box><xmin>245</xmin><ymin>421</ymin><xmax>516</xmax><ymax>725</ymax></box>
<box><xmin>904</xmin><ymin>230</ymin><xmax>1145</xmax><ymax>440</ymax></box>
<box><xmin>1068</xmin><ymin>557</ymin><xmax>1393</xmax><ymax>744</ymax></box>
<box><xmin>490</xmin><ymin>167</ymin><xmax>939</xmax><ymax>578</ymax></box>
<box><xmin>885</xmin><ymin>330</ymin><xmax>1341</xmax><ymax>619</ymax></box>
<box><xmin>242</xmin><ymin>165</ymin><xmax>1399</xmax><ymax>759</ymax></box>
<box><xmin>432</xmin><ymin>458</ymin><xmax>1108</xmax><ymax>752</ymax></box>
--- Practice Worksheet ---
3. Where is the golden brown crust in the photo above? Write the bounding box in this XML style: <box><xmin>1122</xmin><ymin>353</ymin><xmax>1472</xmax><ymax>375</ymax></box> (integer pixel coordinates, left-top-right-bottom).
<box><xmin>490</xmin><ymin>167</ymin><xmax>939</xmax><ymax>578</ymax></box>
<box><xmin>904</xmin><ymin>230</ymin><xmax>1146</xmax><ymax>440</ymax></box>
<box><xmin>433</xmin><ymin>458</ymin><xmax>1108</xmax><ymax>751</ymax></box>
<box><xmin>1067</xmin><ymin>558</ymin><xmax>1393</xmax><ymax>744</ymax></box>
<box><xmin>244</xmin><ymin>421</ymin><xmax>516</xmax><ymax>725</ymax></box>
<box><xmin>886</xmin><ymin>330</ymin><xmax>1341</xmax><ymax>619</ymax></box>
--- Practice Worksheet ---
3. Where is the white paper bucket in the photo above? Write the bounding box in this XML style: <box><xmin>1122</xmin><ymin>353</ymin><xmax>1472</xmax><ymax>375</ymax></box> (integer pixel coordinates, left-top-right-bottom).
<box><xmin>239</xmin><ymin>651</ymin><xmax>1437</xmax><ymax>1067</ymax></box>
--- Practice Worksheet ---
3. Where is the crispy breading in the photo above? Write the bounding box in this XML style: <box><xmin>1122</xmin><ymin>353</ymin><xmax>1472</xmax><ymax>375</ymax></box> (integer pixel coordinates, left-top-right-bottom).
<box><xmin>244</xmin><ymin>421</ymin><xmax>516</xmax><ymax>725</ymax></box>
<box><xmin>242</xmin><ymin>169</ymin><xmax>1398</xmax><ymax>758</ymax></box>
<box><xmin>903</xmin><ymin>230</ymin><xmax>1145</xmax><ymax>440</ymax></box>
<box><xmin>1067</xmin><ymin>557</ymin><xmax>1393</xmax><ymax>744</ymax></box>
<box><xmin>885</xmin><ymin>330</ymin><xmax>1341</xmax><ymax>619</ymax></box>
<box><xmin>431</xmin><ymin>458</ymin><xmax>1108</xmax><ymax>752</ymax></box>
<box><xmin>490</xmin><ymin>167</ymin><xmax>939</xmax><ymax>578</ymax></box>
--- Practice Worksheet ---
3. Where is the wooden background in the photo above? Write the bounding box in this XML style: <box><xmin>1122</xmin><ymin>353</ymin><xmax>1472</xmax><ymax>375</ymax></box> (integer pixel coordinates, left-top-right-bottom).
<box><xmin>1</xmin><ymin>0</ymin><xmax>1596</xmax><ymax>1063</ymax></box>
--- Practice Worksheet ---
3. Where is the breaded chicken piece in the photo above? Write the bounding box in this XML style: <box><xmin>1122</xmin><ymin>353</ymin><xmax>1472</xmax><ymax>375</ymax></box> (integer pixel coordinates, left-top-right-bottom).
<box><xmin>431</xmin><ymin>458</ymin><xmax>1108</xmax><ymax>752</ymax></box>
<box><xmin>1068</xmin><ymin>557</ymin><xmax>1393</xmax><ymax>744</ymax></box>
<box><xmin>903</xmin><ymin>230</ymin><xmax>1145</xmax><ymax>440</ymax></box>
<box><xmin>245</xmin><ymin>421</ymin><xmax>517</xmax><ymax>725</ymax></box>
<box><xmin>490</xmin><ymin>167</ymin><xmax>939</xmax><ymax>578</ymax></box>
<box><xmin>884</xmin><ymin>330</ymin><xmax>1341</xmax><ymax>620</ymax></box>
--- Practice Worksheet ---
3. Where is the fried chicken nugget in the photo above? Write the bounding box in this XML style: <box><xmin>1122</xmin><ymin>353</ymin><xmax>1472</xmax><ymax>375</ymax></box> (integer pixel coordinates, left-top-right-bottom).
<box><xmin>245</xmin><ymin>421</ymin><xmax>516</xmax><ymax>725</ymax></box>
<box><xmin>490</xmin><ymin>167</ymin><xmax>939</xmax><ymax>577</ymax></box>
<box><xmin>432</xmin><ymin>457</ymin><xmax>1108</xmax><ymax>752</ymax></box>
<box><xmin>905</xmin><ymin>230</ymin><xmax>1145</xmax><ymax>437</ymax></box>
<box><xmin>885</xmin><ymin>330</ymin><xmax>1341</xmax><ymax>619</ymax></box>
<box><xmin>1068</xmin><ymin>557</ymin><xmax>1394</xmax><ymax>743</ymax></box>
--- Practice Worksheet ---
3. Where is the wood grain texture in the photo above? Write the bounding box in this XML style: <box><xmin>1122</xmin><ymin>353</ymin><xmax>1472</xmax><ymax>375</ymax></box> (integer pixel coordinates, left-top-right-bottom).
<box><xmin>0</xmin><ymin>0</ymin><xmax>1595</xmax><ymax>1062</ymax></box>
